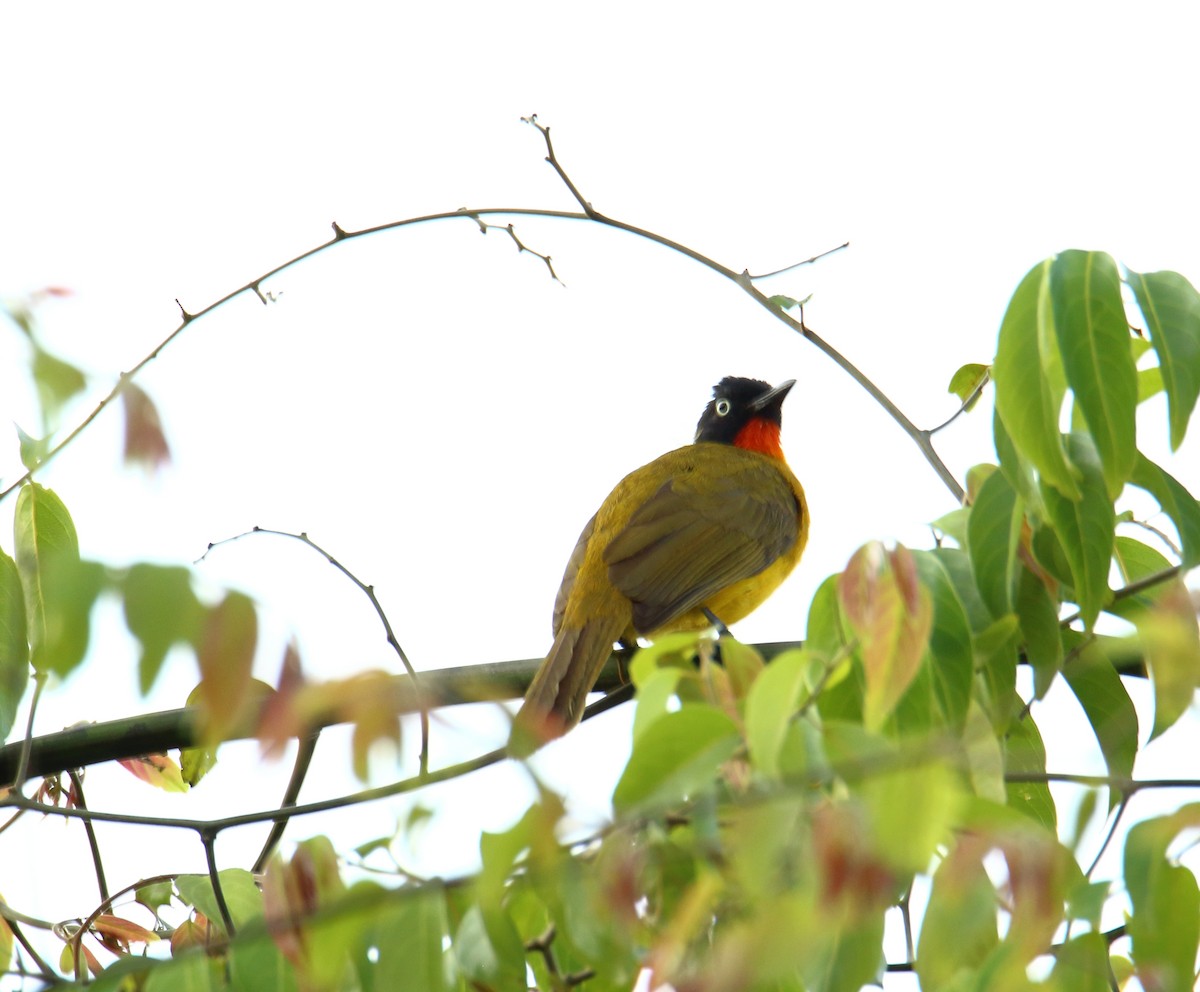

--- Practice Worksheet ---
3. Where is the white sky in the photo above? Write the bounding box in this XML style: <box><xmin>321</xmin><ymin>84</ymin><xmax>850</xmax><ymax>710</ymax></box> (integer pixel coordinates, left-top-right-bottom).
<box><xmin>3</xmin><ymin>0</ymin><xmax>1200</xmax><ymax>980</ymax></box>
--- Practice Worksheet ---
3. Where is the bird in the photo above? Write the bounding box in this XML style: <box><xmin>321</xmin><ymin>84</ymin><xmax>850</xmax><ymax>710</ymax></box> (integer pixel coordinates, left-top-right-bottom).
<box><xmin>510</xmin><ymin>376</ymin><xmax>808</xmax><ymax>752</ymax></box>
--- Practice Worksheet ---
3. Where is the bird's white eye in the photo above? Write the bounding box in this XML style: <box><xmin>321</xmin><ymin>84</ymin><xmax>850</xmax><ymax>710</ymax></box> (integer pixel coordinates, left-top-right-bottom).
<box><xmin>715</xmin><ymin>399</ymin><xmax>732</xmax><ymax>416</ymax></box>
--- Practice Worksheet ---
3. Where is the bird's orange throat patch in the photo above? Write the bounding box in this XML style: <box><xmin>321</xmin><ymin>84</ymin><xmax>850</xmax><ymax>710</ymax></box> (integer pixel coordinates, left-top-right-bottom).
<box><xmin>733</xmin><ymin>417</ymin><xmax>785</xmax><ymax>459</ymax></box>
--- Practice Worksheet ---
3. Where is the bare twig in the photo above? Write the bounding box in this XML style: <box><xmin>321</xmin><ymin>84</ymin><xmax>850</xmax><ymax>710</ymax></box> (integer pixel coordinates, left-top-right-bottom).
<box><xmin>251</xmin><ymin>733</ymin><xmax>319</xmax><ymax>876</ymax></box>
<box><xmin>5</xmin><ymin>918</ymin><xmax>56</xmax><ymax>980</ymax></box>
<box><xmin>201</xmin><ymin>830</ymin><xmax>236</xmax><ymax>937</ymax></box>
<box><xmin>521</xmin><ymin>115</ymin><xmax>598</xmax><ymax>217</ymax></box>
<box><xmin>67</xmin><ymin>770</ymin><xmax>109</xmax><ymax>903</ymax></box>
<box><xmin>927</xmin><ymin>368</ymin><xmax>991</xmax><ymax>435</ymax></box>
<box><xmin>1058</xmin><ymin>563</ymin><xmax>1185</xmax><ymax>629</ymax></box>
<box><xmin>745</xmin><ymin>242</ymin><xmax>850</xmax><ymax>280</ymax></box>
<box><xmin>11</xmin><ymin>672</ymin><xmax>47</xmax><ymax>792</ymax></box>
<box><xmin>1086</xmin><ymin>793</ymin><xmax>1131</xmax><ymax>879</ymax></box>
<box><xmin>0</xmin><ymin>120</ymin><xmax>964</xmax><ymax>513</ymax></box>
<box><xmin>198</xmin><ymin>526</ymin><xmax>430</xmax><ymax>777</ymax></box>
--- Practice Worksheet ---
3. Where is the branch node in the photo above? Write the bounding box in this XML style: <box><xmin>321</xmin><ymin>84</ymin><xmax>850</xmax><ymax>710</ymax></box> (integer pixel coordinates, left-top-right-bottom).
<box><xmin>175</xmin><ymin>299</ymin><xmax>194</xmax><ymax>323</ymax></box>
<box><xmin>331</xmin><ymin>222</ymin><xmax>348</xmax><ymax>241</ymax></box>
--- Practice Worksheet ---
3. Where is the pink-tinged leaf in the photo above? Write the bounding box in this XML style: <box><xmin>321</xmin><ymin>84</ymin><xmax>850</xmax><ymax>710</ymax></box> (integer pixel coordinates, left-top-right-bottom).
<box><xmin>195</xmin><ymin>591</ymin><xmax>258</xmax><ymax>743</ymax></box>
<box><xmin>170</xmin><ymin>916</ymin><xmax>209</xmax><ymax>956</ymax></box>
<box><xmin>93</xmin><ymin>914</ymin><xmax>159</xmax><ymax>949</ymax></box>
<box><xmin>120</xmin><ymin>382</ymin><xmax>171</xmax><ymax>471</ymax></box>
<box><xmin>262</xmin><ymin>837</ymin><xmax>345</xmax><ymax>973</ymax></box>
<box><xmin>838</xmin><ymin>543</ymin><xmax>934</xmax><ymax>731</ymax></box>
<box><xmin>257</xmin><ymin>641</ymin><xmax>306</xmax><ymax>760</ymax></box>
<box><xmin>118</xmin><ymin>753</ymin><xmax>188</xmax><ymax>793</ymax></box>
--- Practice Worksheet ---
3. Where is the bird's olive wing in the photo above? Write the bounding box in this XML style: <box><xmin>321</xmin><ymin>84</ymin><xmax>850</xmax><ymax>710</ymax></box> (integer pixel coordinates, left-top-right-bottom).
<box><xmin>603</xmin><ymin>466</ymin><xmax>798</xmax><ymax>634</ymax></box>
<box><xmin>552</xmin><ymin>512</ymin><xmax>597</xmax><ymax>638</ymax></box>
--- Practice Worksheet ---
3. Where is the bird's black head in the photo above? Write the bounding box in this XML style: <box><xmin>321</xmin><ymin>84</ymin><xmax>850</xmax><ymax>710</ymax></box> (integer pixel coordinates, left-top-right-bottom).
<box><xmin>694</xmin><ymin>376</ymin><xmax>795</xmax><ymax>446</ymax></box>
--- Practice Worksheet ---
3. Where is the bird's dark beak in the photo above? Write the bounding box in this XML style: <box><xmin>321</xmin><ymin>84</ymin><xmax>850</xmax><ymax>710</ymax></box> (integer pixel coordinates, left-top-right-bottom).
<box><xmin>748</xmin><ymin>379</ymin><xmax>796</xmax><ymax>414</ymax></box>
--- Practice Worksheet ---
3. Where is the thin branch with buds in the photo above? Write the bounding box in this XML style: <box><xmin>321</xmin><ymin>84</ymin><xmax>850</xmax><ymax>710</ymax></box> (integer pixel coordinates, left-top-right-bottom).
<box><xmin>198</xmin><ymin>526</ymin><xmax>431</xmax><ymax>777</ymax></box>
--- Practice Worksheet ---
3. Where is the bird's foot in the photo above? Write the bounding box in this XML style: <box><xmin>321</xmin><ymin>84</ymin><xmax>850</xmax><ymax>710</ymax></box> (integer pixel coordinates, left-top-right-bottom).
<box><xmin>702</xmin><ymin>608</ymin><xmax>732</xmax><ymax>638</ymax></box>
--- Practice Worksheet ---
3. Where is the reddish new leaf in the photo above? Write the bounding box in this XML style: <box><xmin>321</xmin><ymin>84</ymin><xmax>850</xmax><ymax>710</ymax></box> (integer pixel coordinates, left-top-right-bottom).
<box><xmin>120</xmin><ymin>382</ymin><xmax>171</xmax><ymax>470</ymax></box>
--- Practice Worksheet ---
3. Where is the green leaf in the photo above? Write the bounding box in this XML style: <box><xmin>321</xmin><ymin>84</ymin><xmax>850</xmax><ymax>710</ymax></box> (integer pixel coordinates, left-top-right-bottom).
<box><xmin>375</xmin><ymin>884</ymin><xmax>451</xmax><ymax>992</ymax></box>
<box><xmin>1050</xmin><ymin>250</ymin><xmax>1137</xmax><ymax>498</ymax></box>
<box><xmin>745</xmin><ymin>649</ymin><xmax>810</xmax><ymax>779</ymax></box>
<box><xmin>0</xmin><ymin>550</ymin><xmax>29</xmax><ymax>740</ymax></box>
<box><xmin>31</xmin><ymin>345</ymin><xmax>87</xmax><ymax>425</ymax></box>
<box><xmin>228</xmin><ymin>935</ymin><xmax>299</xmax><ymax>992</ymax></box>
<box><xmin>1004</xmin><ymin>709</ymin><xmax>1056</xmax><ymax>831</ymax></box>
<box><xmin>122</xmin><ymin>564</ymin><xmax>205</xmax><ymax>693</ymax></box>
<box><xmin>993</xmin><ymin>407</ymin><xmax>1045</xmax><ymax>521</ymax></box>
<box><xmin>1052</xmin><ymin>932</ymin><xmax>1110</xmax><ymax>992</ymax></box>
<box><xmin>1125</xmin><ymin>805</ymin><xmax>1200</xmax><ymax>992</ymax></box>
<box><xmin>175</xmin><ymin>870</ymin><xmax>262</xmax><ymax>935</ymax></box>
<box><xmin>1126</xmin><ymin>268</ymin><xmax>1200</xmax><ymax>450</ymax></box>
<box><xmin>916</xmin><ymin>843</ymin><xmax>999</xmax><ymax>990</ymax></box>
<box><xmin>1138</xmin><ymin>363</ymin><xmax>1164</xmax><ymax>403</ymax></box>
<box><xmin>454</xmin><ymin>904</ymin><xmax>526</xmax><ymax>988</ymax></box>
<box><xmin>961</xmin><ymin>700</ymin><xmax>1006</xmax><ymax>803</ymax></box>
<box><xmin>993</xmin><ymin>259</ymin><xmax>1080</xmax><ymax>498</ymax></box>
<box><xmin>14</xmin><ymin>424</ymin><xmax>49</xmax><ymax>472</ymax></box>
<box><xmin>631</xmin><ymin>666</ymin><xmax>684</xmax><ymax>741</ymax></box>
<box><xmin>1061</xmin><ymin>634</ymin><xmax>1138</xmax><ymax>807</ymax></box>
<box><xmin>1129</xmin><ymin>451</ymin><xmax>1200</xmax><ymax>568</ymax></box>
<box><xmin>144</xmin><ymin>953</ymin><xmax>215</xmax><ymax>992</ymax></box>
<box><xmin>807</xmin><ymin>909</ymin><xmax>886</xmax><ymax>992</ymax></box>
<box><xmin>947</xmin><ymin>362</ymin><xmax>990</xmax><ymax>408</ymax></box>
<box><xmin>14</xmin><ymin>483</ymin><xmax>104</xmax><ymax>677</ymax></box>
<box><xmin>1039</xmin><ymin>434</ymin><xmax>1114</xmax><ymax>629</ymax></box>
<box><xmin>135</xmin><ymin>880</ymin><xmax>175</xmax><ymax>915</ymax></box>
<box><xmin>910</xmin><ymin>551</ymin><xmax>973</xmax><ymax>731</ymax></box>
<box><xmin>860</xmin><ymin>760</ymin><xmax>962</xmax><ymax>875</ymax></box>
<box><xmin>967</xmin><ymin>468</ymin><xmax>1023</xmax><ymax>619</ymax></box>
<box><xmin>612</xmin><ymin>705</ymin><xmax>740</xmax><ymax>813</ymax></box>
<box><xmin>1017</xmin><ymin>568</ymin><xmax>1062</xmax><ymax>699</ymax></box>
<box><xmin>975</xmin><ymin>614</ymin><xmax>1020</xmax><ymax>730</ymax></box>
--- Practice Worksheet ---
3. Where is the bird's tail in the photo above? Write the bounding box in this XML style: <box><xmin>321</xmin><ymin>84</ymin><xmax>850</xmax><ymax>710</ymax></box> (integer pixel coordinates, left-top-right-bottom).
<box><xmin>508</xmin><ymin>615</ymin><xmax>625</xmax><ymax>756</ymax></box>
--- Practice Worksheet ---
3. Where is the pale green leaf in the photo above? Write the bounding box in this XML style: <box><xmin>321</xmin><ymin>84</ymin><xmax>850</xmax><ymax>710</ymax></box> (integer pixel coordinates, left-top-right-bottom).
<box><xmin>745</xmin><ymin>649</ymin><xmax>809</xmax><ymax>779</ymax></box>
<box><xmin>14</xmin><ymin>484</ymin><xmax>104</xmax><ymax>677</ymax></box>
<box><xmin>1052</xmin><ymin>932</ymin><xmax>1109</xmax><ymax>992</ymax></box>
<box><xmin>1111</xmin><ymin>537</ymin><xmax>1200</xmax><ymax>740</ymax></box>
<box><xmin>916</xmin><ymin>844</ymin><xmax>998</xmax><ymax>990</ymax></box>
<box><xmin>612</xmin><ymin>705</ymin><xmax>739</xmax><ymax>812</ymax></box>
<box><xmin>175</xmin><ymin>870</ymin><xmax>262</xmax><ymax>935</ymax></box>
<box><xmin>993</xmin><ymin>259</ymin><xmax>1080</xmax><ymax>498</ymax></box>
<box><xmin>947</xmin><ymin>362</ymin><xmax>990</xmax><ymax>408</ymax></box>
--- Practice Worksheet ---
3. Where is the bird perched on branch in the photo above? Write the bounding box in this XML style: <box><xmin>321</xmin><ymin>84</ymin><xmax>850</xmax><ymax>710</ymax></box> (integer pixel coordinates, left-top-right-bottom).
<box><xmin>511</xmin><ymin>376</ymin><xmax>808</xmax><ymax>752</ymax></box>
